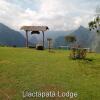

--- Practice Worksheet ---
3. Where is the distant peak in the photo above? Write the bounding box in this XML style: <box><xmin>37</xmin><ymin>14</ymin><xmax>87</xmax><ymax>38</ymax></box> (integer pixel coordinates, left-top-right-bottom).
<box><xmin>0</xmin><ymin>23</ymin><xmax>5</xmax><ymax>26</ymax></box>
<box><xmin>77</xmin><ymin>25</ymin><xmax>87</xmax><ymax>31</ymax></box>
<box><xmin>78</xmin><ymin>25</ymin><xmax>84</xmax><ymax>29</ymax></box>
<box><xmin>0</xmin><ymin>23</ymin><xmax>12</xmax><ymax>31</ymax></box>
<box><xmin>0</xmin><ymin>23</ymin><xmax>8</xmax><ymax>27</ymax></box>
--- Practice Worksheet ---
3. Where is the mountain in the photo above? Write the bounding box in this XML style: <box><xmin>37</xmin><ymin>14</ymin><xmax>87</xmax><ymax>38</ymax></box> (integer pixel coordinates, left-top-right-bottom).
<box><xmin>45</xmin><ymin>31</ymin><xmax>72</xmax><ymax>48</ymax></box>
<box><xmin>53</xmin><ymin>36</ymin><xmax>67</xmax><ymax>48</ymax></box>
<box><xmin>53</xmin><ymin>26</ymin><xmax>94</xmax><ymax>49</ymax></box>
<box><xmin>71</xmin><ymin>26</ymin><xmax>93</xmax><ymax>48</ymax></box>
<box><xmin>45</xmin><ymin>30</ymin><xmax>73</xmax><ymax>39</ymax></box>
<box><xmin>71</xmin><ymin>26</ymin><xmax>100</xmax><ymax>52</ymax></box>
<box><xmin>0</xmin><ymin>23</ymin><xmax>25</xmax><ymax>47</ymax></box>
<box><xmin>0</xmin><ymin>23</ymin><xmax>99</xmax><ymax>52</ymax></box>
<box><xmin>35</xmin><ymin>30</ymin><xmax>73</xmax><ymax>48</ymax></box>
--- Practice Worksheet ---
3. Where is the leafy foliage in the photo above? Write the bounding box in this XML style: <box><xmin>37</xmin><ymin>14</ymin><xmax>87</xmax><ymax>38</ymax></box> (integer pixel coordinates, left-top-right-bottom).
<box><xmin>65</xmin><ymin>35</ymin><xmax>76</xmax><ymax>43</ymax></box>
<box><xmin>88</xmin><ymin>16</ymin><xmax>100</xmax><ymax>34</ymax></box>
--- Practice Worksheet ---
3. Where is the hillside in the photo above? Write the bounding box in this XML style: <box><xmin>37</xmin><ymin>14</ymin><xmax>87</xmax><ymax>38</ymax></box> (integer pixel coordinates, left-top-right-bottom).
<box><xmin>71</xmin><ymin>26</ymin><xmax>100</xmax><ymax>53</ymax></box>
<box><xmin>0</xmin><ymin>47</ymin><xmax>100</xmax><ymax>100</ymax></box>
<box><xmin>53</xmin><ymin>26</ymin><xmax>93</xmax><ymax>48</ymax></box>
<box><xmin>45</xmin><ymin>30</ymin><xmax>73</xmax><ymax>39</ymax></box>
<box><xmin>0</xmin><ymin>23</ymin><xmax>25</xmax><ymax>47</ymax></box>
<box><xmin>54</xmin><ymin>36</ymin><xmax>67</xmax><ymax>48</ymax></box>
<box><xmin>71</xmin><ymin>26</ymin><xmax>93</xmax><ymax>48</ymax></box>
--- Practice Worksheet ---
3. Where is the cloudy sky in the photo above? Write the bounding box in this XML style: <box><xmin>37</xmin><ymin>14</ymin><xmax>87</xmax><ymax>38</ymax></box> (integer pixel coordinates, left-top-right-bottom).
<box><xmin>0</xmin><ymin>0</ymin><xmax>100</xmax><ymax>31</ymax></box>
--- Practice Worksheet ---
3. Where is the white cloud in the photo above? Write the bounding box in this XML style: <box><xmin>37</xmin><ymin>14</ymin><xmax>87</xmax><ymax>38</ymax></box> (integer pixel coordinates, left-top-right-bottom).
<box><xmin>0</xmin><ymin>0</ymin><xmax>99</xmax><ymax>31</ymax></box>
<box><xmin>74</xmin><ymin>17</ymin><xmax>82</xmax><ymax>26</ymax></box>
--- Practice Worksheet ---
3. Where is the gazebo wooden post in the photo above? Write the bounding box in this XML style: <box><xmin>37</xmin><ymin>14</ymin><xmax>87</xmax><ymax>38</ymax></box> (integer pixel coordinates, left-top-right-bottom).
<box><xmin>42</xmin><ymin>31</ymin><xmax>44</xmax><ymax>49</ymax></box>
<box><xmin>25</xmin><ymin>30</ymin><xmax>28</xmax><ymax>47</ymax></box>
<box><xmin>47</xmin><ymin>38</ymin><xmax>52</xmax><ymax>52</ymax></box>
<box><xmin>48</xmin><ymin>40</ymin><xmax>50</xmax><ymax>52</ymax></box>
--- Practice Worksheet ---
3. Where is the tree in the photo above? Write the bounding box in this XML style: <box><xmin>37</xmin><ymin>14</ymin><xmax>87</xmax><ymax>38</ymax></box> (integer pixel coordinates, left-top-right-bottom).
<box><xmin>88</xmin><ymin>6</ymin><xmax>100</xmax><ymax>34</ymax></box>
<box><xmin>65</xmin><ymin>35</ymin><xmax>76</xmax><ymax>48</ymax></box>
<box><xmin>65</xmin><ymin>35</ymin><xmax>76</xmax><ymax>43</ymax></box>
<box><xmin>88</xmin><ymin>16</ymin><xmax>100</xmax><ymax>34</ymax></box>
<box><xmin>88</xmin><ymin>6</ymin><xmax>100</xmax><ymax>53</ymax></box>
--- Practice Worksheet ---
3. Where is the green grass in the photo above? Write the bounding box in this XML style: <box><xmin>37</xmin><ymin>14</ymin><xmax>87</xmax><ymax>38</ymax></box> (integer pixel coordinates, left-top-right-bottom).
<box><xmin>0</xmin><ymin>47</ymin><xmax>100</xmax><ymax>100</ymax></box>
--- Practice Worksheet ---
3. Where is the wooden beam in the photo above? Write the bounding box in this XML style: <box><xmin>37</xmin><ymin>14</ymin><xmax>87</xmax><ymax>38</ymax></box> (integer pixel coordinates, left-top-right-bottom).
<box><xmin>47</xmin><ymin>38</ymin><xmax>52</xmax><ymax>52</ymax></box>
<box><xmin>42</xmin><ymin>31</ymin><xmax>44</xmax><ymax>49</ymax></box>
<box><xmin>25</xmin><ymin>30</ymin><xmax>28</xmax><ymax>47</ymax></box>
<box><xmin>21</xmin><ymin>26</ymin><xmax>49</xmax><ymax>31</ymax></box>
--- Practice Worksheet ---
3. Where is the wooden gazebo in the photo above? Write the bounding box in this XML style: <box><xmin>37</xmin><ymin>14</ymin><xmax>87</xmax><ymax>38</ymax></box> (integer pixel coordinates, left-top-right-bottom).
<box><xmin>21</xmin><ymin>26</ymin><xmax>49</xmax><ymax>48</ymax></box>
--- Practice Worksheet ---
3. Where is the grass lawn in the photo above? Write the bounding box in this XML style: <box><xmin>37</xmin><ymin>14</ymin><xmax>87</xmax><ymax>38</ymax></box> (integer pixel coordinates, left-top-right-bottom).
<box><xmin>0</xmin><ymin>47</ymin><xmax>100</xmax><ymax>100</ymax></box>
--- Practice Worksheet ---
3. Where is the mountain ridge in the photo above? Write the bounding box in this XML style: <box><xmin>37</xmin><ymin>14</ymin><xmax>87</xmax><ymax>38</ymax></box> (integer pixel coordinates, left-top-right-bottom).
<box><xmin>0</xmin><ymin>23</ymin><xmax>99</xmax><ymax>52</ymax></box>
<box><xmin>0</xmin><ymin>23</ymin><xmax>25</xmax><ymax>47</ymax></box>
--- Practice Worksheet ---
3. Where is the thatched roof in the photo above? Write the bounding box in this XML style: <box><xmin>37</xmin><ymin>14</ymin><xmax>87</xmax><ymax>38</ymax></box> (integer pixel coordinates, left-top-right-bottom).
<box><xmin>21</xmin><ymin>26</ymin><xmax>49</xmax><ymax>31</ymax></box>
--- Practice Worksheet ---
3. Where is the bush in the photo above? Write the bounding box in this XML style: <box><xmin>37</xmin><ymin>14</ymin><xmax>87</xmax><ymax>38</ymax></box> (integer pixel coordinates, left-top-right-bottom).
<box><xmin>36</xmin><ymin>45</ymin><xmax>44</xmax><ymax>50</ymax></box>
<box><xmin>28</xmin><ymin>45</ymin><xmax>36</xmax><ymax>48</ymax></box>
<box><xmin>70</xmin><ymin>48</ymin><xmax>87</xmax><ymax>59</ymax></box>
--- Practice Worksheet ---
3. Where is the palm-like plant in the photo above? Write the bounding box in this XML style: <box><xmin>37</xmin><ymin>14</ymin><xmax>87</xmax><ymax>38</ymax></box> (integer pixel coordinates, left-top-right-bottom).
<box><xmin>65</xmin><ymin>35</ymin><xmax>76</xmax><ymax>49</ymax></box>
<box><xmin>65</xmin><ymin>35</ymin><xmax>76</xmax><ymax>43</ymax></box>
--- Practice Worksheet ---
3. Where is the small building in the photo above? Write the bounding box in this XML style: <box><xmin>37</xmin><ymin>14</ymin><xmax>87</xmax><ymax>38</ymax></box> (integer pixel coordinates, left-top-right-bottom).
<box><xmin>58</xmin><ymin>46</ymin><xmax>70</xmax><ymax>50</ymax></box>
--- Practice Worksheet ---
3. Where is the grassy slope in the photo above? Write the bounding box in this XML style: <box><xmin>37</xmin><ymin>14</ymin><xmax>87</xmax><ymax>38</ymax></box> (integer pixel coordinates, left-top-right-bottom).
<box><xmin>0</xmin><ymin>47</ymin><xmax>100</xmax><ymax>100</ymax></box>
